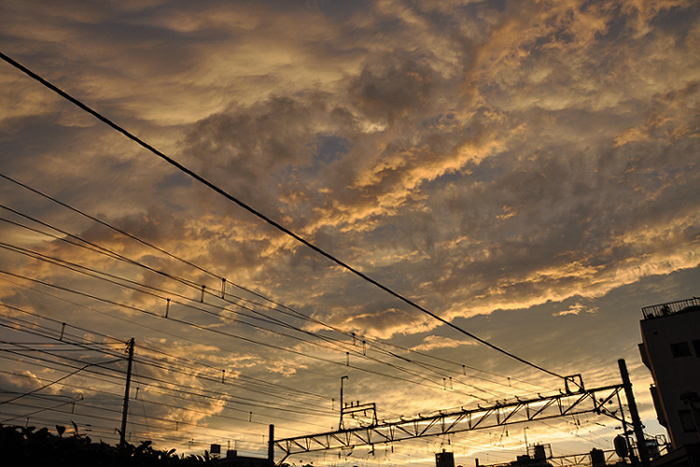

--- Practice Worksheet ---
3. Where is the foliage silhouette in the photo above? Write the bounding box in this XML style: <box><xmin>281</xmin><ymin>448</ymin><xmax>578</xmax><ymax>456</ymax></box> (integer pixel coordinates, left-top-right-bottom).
<box><xmin>0</xmin><ymin>424</ymin><xmax>213</xmax><ymax>466</ymax></box>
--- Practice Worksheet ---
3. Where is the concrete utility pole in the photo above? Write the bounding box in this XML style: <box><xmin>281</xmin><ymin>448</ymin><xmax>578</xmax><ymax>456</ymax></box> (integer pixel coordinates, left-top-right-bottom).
<box><xmin>339</xmin><ymin>375</ymin><xmax>348</xmax><ymax>430</ymax></box>
<box><xmin>120</xmin><ymin>338</ymin><xmax>135</xmax><ymax>446</ymax></box>
<box><xmin>618</xmin><ymin>359</ymin><xmax>650</xmax><ymax>467</ymax></box>
<box><xmin>268</xmin><ymin>424</ymin><xmax>275</xmax><ymax>462</ymax></box>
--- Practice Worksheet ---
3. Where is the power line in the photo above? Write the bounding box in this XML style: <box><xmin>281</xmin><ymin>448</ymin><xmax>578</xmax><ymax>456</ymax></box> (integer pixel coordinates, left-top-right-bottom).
<box><xmin>1</xmin><ymin>298</ymin><xmax>469</xmax><ymax>430</ymax></box>
<box><xmin>0</xmin><ymin>307</ymin><xmax>338</xmax><ymax>419</ymax></box>
<box><xmin>0</xmin><ymin>173</ymin><xmax>548</xmax><ymax>393</ymax></box>
<box><xmin>0</xmin><ymin>218</ymin><xmax>536</xmax><ymax>405</ymax></box>
<box><xmin>0</xmin><ymin>347</ymin><xmax>121</xmax><ymax>406</ymax></box>
<box><xmin>0</xmin><ymin>220</ymin><xmax>519</xmax><ymax>399</ymax></box>
<box><xmin>0</xmin><ymin>342</ymin><xmax>336</xmax><ymax>433</ymax></box>
<box><xmin>0</xmin><ymin>172</ymin><xmax>220</xmax><ymax>284</ymax></box>
<box><xmin>0</xmin><ymin>172</ymin><xmax>347</xmax><ymax>342</ymax></box>
<box><xmin>0</xmin><ymin>266</ymin><xmax>504</xmax><ymax>397</ymax></box>
<box><xmin>0</xmin><ymin>282</ymin><xmax>504</xmax><ymax>438</ymax></box>
<box><xmin>0</xmin><ymin>51</ymin><xmax>565</xmax><ymax>380</ymax></box>
<box><xmin>0</xmin><ymin>210</ymin><xmax>550</xmax><ymax>434</ymax></box>
<box><xmin>0</xmin><ymin>210</ymin><xmax>549</xmax><ymax>440</ymax></box>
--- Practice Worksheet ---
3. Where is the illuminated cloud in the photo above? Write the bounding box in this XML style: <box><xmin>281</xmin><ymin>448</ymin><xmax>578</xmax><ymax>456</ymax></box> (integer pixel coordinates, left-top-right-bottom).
<box><xmin>412</xmin><ymin>335</ymin><xmax>473</xmax><ymax>352</ymax></box>
<box><xmin>0</xmin><ymin>0</ymin><xmax>699</xmax><ymax>463</ymax></box>
<box><xmin>553</xmin><ymin>302</ymin><xmax>599</xmax><ymax>317</ymax></box>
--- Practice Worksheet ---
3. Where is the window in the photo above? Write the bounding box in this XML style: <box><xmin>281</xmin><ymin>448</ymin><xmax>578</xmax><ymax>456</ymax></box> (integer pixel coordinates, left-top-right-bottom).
<box><xmin>693</xmin><ymin>340</ymin><xmax>700</xmax><ymax>357</ymax></box>
<box><xmin>671</xmin><ymin>342</ymin><xmax>692</xmax><ymax>358</ymax></box>
<box><xmin>679</xmin><ymin>410</ymin><xmax>697</xmax><ymax>433</ymax></box>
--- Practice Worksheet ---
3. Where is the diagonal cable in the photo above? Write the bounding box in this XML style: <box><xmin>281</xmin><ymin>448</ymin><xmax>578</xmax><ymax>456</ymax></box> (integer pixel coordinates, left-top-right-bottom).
<box><xmin>0</xmin><ymin>51</ymin><xmax>564</xmax><ymax>380</ymax></box>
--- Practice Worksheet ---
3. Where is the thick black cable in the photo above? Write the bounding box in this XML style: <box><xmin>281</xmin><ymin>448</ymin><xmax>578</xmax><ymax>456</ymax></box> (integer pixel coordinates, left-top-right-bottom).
<box><xmin>0</xmin><ymin>51</ymin><xmax>565</xmax><ymax>380</ymax></box>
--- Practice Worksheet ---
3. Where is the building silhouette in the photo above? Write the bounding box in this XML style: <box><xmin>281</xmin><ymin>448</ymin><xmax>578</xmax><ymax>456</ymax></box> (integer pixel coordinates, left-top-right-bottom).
<box><xmin>638</xmin><ymin>297</ymin><xmax>700</xmax><ymax>449</ymax></box>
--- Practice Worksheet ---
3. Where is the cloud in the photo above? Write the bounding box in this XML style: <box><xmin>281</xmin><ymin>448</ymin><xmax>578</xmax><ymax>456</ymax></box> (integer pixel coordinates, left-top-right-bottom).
<box><xmin>349</xmin><ymin>54</ymin><xmax>438</xmax><ymax>127</ymax></box>
<box><xmin>1</xmin><ymin>0</ymin><xmax>699</xmax><ymax>460</ymax></box>
<box><xmin>153</xmin><ymin>0</ymin><xmax>700</xmax><ymax>345</ymax></box>
<box><xmin>2</xmin><ymin>0</ymin><xmax>698</xmax><ymax>345</ymax></box>
<box><xmin>412</xmin><ymin>335</ymin><xmax>472</xmax><ymax>351</ymax></box>
<box><xmin>326</xmin><ymin>305</ymin><xmax>434</xmax><ymax>339</ymax></box>
<box><xmin>553</xmin><ymin>302</ymin><xmax>599</xmax><ymax>317</ymax></box>
<box><xmin>3</xmin><ymin>369</ymin><xmax>45</xmax><ymax>391</ymax></box>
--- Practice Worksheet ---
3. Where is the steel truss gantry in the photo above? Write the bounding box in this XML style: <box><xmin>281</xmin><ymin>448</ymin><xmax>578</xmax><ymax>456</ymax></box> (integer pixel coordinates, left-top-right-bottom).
<box><xmin>273</xmin><ymin>384</ymin><xmax>625</xmax><ymax>463</ymax></box>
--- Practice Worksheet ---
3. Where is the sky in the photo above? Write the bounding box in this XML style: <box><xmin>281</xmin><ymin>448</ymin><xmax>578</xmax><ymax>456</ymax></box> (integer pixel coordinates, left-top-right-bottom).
<box><xmin>0</xmin><ymin>0</ymin><xmax>699</xmax><ymax>465</ymax></box>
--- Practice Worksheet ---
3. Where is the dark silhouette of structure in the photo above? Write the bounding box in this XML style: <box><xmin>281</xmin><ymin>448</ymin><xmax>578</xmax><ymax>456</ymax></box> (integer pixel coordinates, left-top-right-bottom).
<box><xmin>638</xmin><ymin>297</ymin><xmax>700</xmax><ymax>467</ymax></box>
<box><xmin>639</xmin><ymin>298</ymin><xmax>700</xmax><ymax>448</ymax></box>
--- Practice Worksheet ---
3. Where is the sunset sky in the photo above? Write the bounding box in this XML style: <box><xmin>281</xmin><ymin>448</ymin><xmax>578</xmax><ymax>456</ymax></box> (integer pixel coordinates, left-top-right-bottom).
<box><xmin>1</xmin><ymin>0</ymin><xmax>699</xmax><ymax>465</ymax></box>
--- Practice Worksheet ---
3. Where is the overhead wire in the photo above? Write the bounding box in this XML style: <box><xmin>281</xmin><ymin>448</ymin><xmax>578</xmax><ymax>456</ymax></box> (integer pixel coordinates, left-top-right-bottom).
<box><xmin>0</xmin><ymin>202</ymin><xmax>554</xmax><ymax>450</ymax></box>
<box><xmin>128</xmin><ymin>365</ymin><xmax>335</xmax><ymax>429</ymax></box>
<box><xmin>0</xmin><ymin>346</ymin><xmax>335</xmax><ymax>435</ymax></box>
<box><xmin>0</xmin><ymin>318</ymin><xmax>364</xmax><ymax>432</ymax></box>
<box><xmin>0</xmin><ymin>364</ymin><xmax>328</xmax><ymax>434</ymax></box>
<box><xmin>0</xmin><ymin>307</ymin><xmax>340</xmax><ymax>421</ymax></box>
<box><xmin>0</xmin><ymin>308</ymin><xmax>454</xmax><ymax>434</ymax></box>
<box><xmin>0</xmin><ymin>221</ymin><xmax>540</xmax><ymax>436</ymax></box>
<box><xmin>0</xmin><ymin>340</ymin><xmax>127</xmax><ymax>385</ymax></box>
<box><xmin>0</xmin><ymin>206</ymin><xmax>367</xmax><ymax>363</ymax></box>
<box><xmin>133</xmin><ymin>340</ymin><xmax>328</xmax><ymax>402</ymax></box>
<box><xmin>0</xmin><ymin>172</ymin><xmax>549</xmax><ymax>394</ymax></box>
<box><xmin>0</xmin><ymin>51</ymin><xmax>566</xmax><ymax>381</ymax></box>
<box><xmin>0</xmin><ymin>239</ymin><xmax>357</xmax><ymax>356</ymax></box>
<box><xmin>0</xmin><ymin>200</ymin><xmax>543</xmax><ymax>397</ymax></box>
<box><xmin>0</xmin><ymin>302</ymin><xmax>129</xmax><ymax>347</ymax></box>
<box><xmin>0</xmin><ymin>241</ymin><xmax>486</xmax><ymax>401</ymax></box>
<box><xmin>0</xmin><ymin>281</ymin><xmax>350</xmax><ymax>416</ymax></box>
<box><xmin>0</xmin><ymin>267</ymin><xmax>496</xmax><ymax>398</ymax></box>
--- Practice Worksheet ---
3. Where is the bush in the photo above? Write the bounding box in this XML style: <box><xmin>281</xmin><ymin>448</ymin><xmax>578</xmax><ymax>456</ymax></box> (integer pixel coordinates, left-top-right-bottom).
<box><xmin>0</xmin><ymin>424</ymin><xmax>213</xmax><ymax>466</ymax></box>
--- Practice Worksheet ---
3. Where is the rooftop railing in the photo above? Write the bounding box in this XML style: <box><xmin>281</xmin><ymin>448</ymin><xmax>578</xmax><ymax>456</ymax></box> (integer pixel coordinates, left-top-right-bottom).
<box><xmin>641</xmin><ymin>297</ymin><xmax>700</xmax><ymax>319</ymax></box>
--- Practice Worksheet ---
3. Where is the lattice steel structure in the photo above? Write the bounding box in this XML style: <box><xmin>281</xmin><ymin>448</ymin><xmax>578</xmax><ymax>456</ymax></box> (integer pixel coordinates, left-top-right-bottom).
<box><xmin>273</xmin><ymin>383</ymin><xmax>626</xmax><ymax>463</ymax></box>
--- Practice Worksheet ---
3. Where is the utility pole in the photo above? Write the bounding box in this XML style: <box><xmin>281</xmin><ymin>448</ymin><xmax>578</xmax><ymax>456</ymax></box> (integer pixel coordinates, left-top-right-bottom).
<box><xmin>268</xmin><ymin>424</ymin><xmax>275</xmax><ymax>462</ymax></box>
<box><xmin>339</xmin><ymin>376</ymin><xmax>348</xmax><ymax>430</ymax></box>
<box><xmin>618</xmin><ymin>359</ymin><xmax>649</xmax><ymax>467</ymax></box>
<box><xmin>120</xmin><ymin>338</ymin><xmax>135</xmax><ymax>446</ymax></box>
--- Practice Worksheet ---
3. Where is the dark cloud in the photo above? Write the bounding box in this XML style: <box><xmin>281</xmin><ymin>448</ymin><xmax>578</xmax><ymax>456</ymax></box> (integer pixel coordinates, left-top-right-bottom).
<box><xmin>181</xmin><ymin>96</ymin><xmax>327</xmax><ymax>217</ymax></box>
<box><xmin>349</xmin><ymin>55</ymin><xmax>438</xmax><ymax>126</ymax></box>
